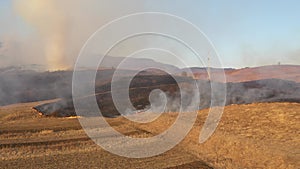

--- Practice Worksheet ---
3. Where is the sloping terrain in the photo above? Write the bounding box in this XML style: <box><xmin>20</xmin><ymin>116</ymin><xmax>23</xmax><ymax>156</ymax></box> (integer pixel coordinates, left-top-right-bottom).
<box><xmin>225</xmin><ymin>65</ymin><xmax>300</xmax><ymax>82</ymax></box>
<box><xmin>191</xmin><ymin>65</ymin><xmax>300</xmax><ymax>82</ymax></box>
<box><xmin>33</xmin><ymin>74</ymin><xmax>190</xmax><ymax>117</ymax></box>
<box><xmin>0</xmin><ymin>101</ymin><xmax>299</xmax><ymax>168</ymax></box>
<box><xmin>1</xmin><ymin>64</ymin><xmax>299</xmax><ymax>106</ymax></box>
<box><xmin>34</xmin><ymin>78</ymin><xmax>300</xmax><ymax>117</ymax></box>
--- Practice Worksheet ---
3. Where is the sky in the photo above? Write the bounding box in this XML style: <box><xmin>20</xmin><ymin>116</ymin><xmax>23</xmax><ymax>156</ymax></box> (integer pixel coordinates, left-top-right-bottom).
<box><xmin>0</xmin><ymin>0</ymin><xmax>299</xmax><ymax>69</ymax></box>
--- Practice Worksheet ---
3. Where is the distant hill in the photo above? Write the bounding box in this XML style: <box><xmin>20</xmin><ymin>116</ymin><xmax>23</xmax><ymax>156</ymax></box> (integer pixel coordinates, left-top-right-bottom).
<box><xmin>100</xmin><ymin>56</ymin><xmax>180</xmax><ymax>72</ymax></box>
<box><xmin>0</xmin><ymin>60</ymin><xmax>299</xmax><ymax>107</ymax></box>
<box><xmin>34</xmin><ymin>77</ymin><xmax>300</xmax><ymax>117</ymax></box>
<box><xmin>0</xmin><ymin>64</ymin><xmax>47</xmax><ymax>74</ymax></box>
<box><xmin>187</xmin><ymin>65</ymin><xmax>300</xmax><ymax>83</ymax></box>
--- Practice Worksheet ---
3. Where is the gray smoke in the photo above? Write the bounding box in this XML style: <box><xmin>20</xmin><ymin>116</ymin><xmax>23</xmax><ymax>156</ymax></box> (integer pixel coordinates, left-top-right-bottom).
<box><xmin>4</xmin><ymin>0</ymin><xmax>147</xmax><ymax>70</ymax></box>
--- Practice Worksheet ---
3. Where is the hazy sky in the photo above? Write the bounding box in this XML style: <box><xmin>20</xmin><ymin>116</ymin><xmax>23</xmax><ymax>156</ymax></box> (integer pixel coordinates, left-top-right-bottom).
<box><xmin>0</xmin><ymin>0</ymin><xmax>299</xmax><ymax>69</ymax></box>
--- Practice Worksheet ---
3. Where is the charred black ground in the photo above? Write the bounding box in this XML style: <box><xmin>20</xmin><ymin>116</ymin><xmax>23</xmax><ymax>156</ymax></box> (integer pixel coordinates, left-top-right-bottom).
<box><xmin>1</xmin><ymin>65</ymin><xmax>299</xmax><ymax>117</ymax></box>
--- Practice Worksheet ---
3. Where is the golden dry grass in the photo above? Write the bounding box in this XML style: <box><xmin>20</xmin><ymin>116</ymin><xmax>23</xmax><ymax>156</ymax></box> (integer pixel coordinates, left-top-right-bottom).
<box><xmin>0</xmin><ymin>101</ymin><xmax>299</xmax><ymax>168</ymax></box>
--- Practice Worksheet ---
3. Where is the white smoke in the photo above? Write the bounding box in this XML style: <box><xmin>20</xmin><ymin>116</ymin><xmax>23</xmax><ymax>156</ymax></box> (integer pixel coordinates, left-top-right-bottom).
<box><xmin>11</xmin><ymin>0</ymin><xmax>146</xmax><ymax>70</ymax></box>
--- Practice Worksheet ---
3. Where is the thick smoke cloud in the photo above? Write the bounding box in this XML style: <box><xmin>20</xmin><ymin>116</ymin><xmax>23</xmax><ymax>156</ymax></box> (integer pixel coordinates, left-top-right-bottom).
<box><xmin>14</xmin><ymin>0</ymin><xmax>69</xmax><ymax>70</ymax></box>
<box><xmin>11</xmin><ymin>0</ymin><xmax>145</xmax><ymax>70</ymax></box>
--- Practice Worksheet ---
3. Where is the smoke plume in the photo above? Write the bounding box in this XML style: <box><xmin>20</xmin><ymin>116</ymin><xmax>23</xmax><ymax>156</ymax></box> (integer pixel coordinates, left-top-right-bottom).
<box><xmin>12</xmin><ymin>0</ymin><xmax>145</xmax><ymax>70</ymax></box>
<box><xmin>14</xmin><ymin>0</ymin><xmax>68</xmax><ymax>70</ymax></box>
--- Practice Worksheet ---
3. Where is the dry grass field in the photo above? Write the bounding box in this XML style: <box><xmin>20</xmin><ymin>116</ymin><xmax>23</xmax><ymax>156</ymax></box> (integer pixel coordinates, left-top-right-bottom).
<box><xmin>0</xmin><ymin>101</ymin><xmax>299</xmax><ymax>169</ymax></box>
